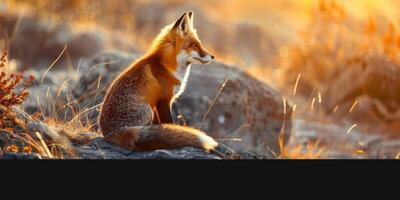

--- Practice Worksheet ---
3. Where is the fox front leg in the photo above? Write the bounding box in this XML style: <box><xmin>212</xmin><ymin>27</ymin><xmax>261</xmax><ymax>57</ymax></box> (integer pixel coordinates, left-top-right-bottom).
<box><xmin>156</xmin><ymin>99</ymin><xmax>174</xmax><ymax>123</ymax></box>
<box><xmin>171</xmin><ymin>97</ymin><xmax>186</xmax><ymax>125</ymax></box>
<box><xmin>152</xmin><ymin>107</ymin><xmax>161</xmax><ymax>124</ymax></box>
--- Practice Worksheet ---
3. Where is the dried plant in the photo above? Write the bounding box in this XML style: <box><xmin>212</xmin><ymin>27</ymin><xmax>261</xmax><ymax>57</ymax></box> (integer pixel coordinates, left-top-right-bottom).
<box><xmin>0</xmin><ymin>50</ymin><xmax>35</xmax><ymax>108</ymax></box>
<box><xmin>0</xmin><ymin>49</ymin><xmax>78</xmax><ymax>159</ymax></box>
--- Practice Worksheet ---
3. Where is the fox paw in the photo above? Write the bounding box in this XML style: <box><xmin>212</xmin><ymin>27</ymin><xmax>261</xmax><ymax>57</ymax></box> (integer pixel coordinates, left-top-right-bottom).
<box><xmin>172</xmin><ymin>101</ymin><xmax>186</xmax><ymax>125</ymax></box>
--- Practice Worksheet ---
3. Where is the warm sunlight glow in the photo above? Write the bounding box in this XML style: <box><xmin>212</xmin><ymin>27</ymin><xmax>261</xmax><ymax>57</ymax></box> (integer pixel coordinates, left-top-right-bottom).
<box><xmin>1</xmin><ymin>0</ymin><xmax>399</xmax><ymax>159</ymax></box>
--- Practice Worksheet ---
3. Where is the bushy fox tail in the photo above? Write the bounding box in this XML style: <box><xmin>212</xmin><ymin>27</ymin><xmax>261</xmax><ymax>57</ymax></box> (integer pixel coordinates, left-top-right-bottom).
<box><xmin>103</xmin><ymin>124</ymin><xmax>223</xmax><ymax>155</ymax></box>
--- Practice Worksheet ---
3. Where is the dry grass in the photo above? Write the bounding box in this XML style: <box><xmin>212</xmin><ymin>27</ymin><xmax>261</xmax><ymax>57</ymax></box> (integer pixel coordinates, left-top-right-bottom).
<box><xmin>277</xmin><ymin>0</ymin><xmax>400</xmax><ymax>103</ymax></box>
<box><xmin>1</xmin><ymin>0</ymin><xmax>400</xmax><ymax>159</ymax></box>
<box><xmin>280</xmin><ymin>142</ymin><xmax>326</xmax><ymax>159</ymax></box>
<box><xmin>0</xmin><ymin>46</ymin><xmax>89</xmax><ymax>159</ymax></box>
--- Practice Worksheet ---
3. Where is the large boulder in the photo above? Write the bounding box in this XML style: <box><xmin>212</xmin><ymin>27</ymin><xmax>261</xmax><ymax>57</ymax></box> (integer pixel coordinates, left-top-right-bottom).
<box><xmin>173</xmin><ymin>61</ymin><xmax>291</xmax><ymax>157</ymax></box>
<box><xmin>70</xmin><ymin>51</ymin><xmax>141</xmax><ymax>124</ymax></box>
<box><xmin>0</xmin><ymin>10</ymin><xmax>114</xmax><ymax>70</ymax></box>
<box><xmin>324</xmin><ymin>56</ymin><xmax>400</xmax><ymax>135</ymax></box>
<box><xmin>71</xmin><ymin>51</ymin><xmax>292</xmax><ymax>157</ymax></box>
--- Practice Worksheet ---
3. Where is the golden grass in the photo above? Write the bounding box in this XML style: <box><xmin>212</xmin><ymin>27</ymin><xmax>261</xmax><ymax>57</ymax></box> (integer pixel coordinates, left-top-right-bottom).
<box><xmin>0</xmin><ymin>41</ymin><xmax>94</xmax><ymax>159</ymax></box>
<box><xmin>277</xmin><ymin>0</ymin><xmax>400</xmax><ymax>90</ymax></box>
<box><xmin>280</xmin><ymin>141</ymin><xmax>326</xmax><ymax>159</ymax></box>
<box><xmin>1</xmin><ymin>0</ymin><xmax>400</xmax><ymax>159</ymax></box>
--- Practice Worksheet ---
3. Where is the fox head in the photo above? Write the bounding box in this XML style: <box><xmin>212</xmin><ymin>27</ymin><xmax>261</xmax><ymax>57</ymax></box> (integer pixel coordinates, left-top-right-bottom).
<box><xmin>172</xmin><ymin>12</ymin><xmax>215</xmax><ymax>65</ymax></box>
<box><xmin>152</xmin><ymin>11</ymin><xmax>214</xmax><ymax>69</ymax></box>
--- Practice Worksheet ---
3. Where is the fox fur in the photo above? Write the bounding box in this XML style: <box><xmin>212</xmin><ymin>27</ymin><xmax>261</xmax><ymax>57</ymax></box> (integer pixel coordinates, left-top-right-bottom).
<box><xmin>99</xmin><ymin>12</ymin><xmax>223</xmax><ymax>154</ymax></box>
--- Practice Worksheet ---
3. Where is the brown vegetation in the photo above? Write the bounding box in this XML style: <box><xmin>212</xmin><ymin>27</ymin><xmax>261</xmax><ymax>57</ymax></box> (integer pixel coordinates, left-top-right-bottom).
<box><xmin>275</xmin><ymin>0</ymin><xmax>400</xmax><ymax>137</ymax></box>
<box><xmin>1</xmin><ymin>0</ymin><xmax>400</xmax><ymax>158</ymax></box>
<box><xmin>0</xmin><ymin>50</ymin><xmax>34</xmax><ymax>109</ymax></box>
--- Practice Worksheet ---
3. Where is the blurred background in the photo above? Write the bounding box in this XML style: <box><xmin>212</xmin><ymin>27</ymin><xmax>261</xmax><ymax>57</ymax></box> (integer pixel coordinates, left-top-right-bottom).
<box><xmin>1</xmin><ymin>0</ymin><xmax>400</xmax><ymax>158</ymax></box>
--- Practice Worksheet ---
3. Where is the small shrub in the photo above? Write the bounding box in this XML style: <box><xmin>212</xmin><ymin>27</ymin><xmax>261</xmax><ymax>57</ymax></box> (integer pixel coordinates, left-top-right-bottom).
<box><xmin>0</xmin><ymin>50</ymin><xmax>35</xmax><ymax>108</ymax></box>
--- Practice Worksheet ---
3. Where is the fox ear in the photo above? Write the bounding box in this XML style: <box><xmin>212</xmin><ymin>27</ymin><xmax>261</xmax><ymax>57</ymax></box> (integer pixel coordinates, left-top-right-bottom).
<box><xmin>188</xmin><ymin>11</ymin><xmax>194</xmax><ymax>28</ymax></box>
<box><xmin>172</xmin><ymin>12</ymin><xmax>191</xmax><ymax>36</ymax></box>
<box><xmin>173</xmin><ymin>13</ymin><xmax>186</xmax><ymax>30</ymax></box>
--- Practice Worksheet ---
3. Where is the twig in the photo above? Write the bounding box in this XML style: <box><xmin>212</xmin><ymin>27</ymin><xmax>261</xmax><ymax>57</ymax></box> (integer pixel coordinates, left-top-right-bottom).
<box><xmin>199</xmin><ymin>79</ymin><xmax>229</xmax><ymax>125</ymax></box>
<box><xmin>41</xmin><ymin>43</ymin><xmax>68</xmax><ymax>83</ymax></box>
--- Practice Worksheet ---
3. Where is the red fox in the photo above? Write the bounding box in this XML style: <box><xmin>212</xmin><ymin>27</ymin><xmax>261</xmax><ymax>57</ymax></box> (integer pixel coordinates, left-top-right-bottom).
<box><xmin>99</xmin><ymin>12</ymin><xmax>227</xmax><ymax>156</ymax></box>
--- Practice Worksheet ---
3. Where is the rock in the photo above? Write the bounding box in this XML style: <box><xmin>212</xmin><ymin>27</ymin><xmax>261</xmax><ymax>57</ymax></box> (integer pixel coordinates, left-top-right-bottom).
<box><xmin>326</xmin><ymin>56</ymin><xmax>400</xmax><ymax>110</ymax></box>
<box><xmin>236</xmin><ymin>151</ymin><xmax>265</xmax><ymax>159</ymax></box>
<box><xmin>76</xmin><ymin>137</ymin><xmax>264</xmax><ymax>159</ymax></box>
<box><xmin>0</xmin><ymin>107</ymin><xmax>73</xmax><ymax>153</ymax></box>
<box><xmin>174</xmin><ymin>62</ymin><xmax>291</xmax><ymax>157</ymax></box>
<box><xmin>2</xmin><ymin>106</ymin><xmax>258</xmax><ymax>159</ymax></box>
<box><xmin>70</xmin><ymin>51</ymin><xmax>140</xmax><ymax>125</ymax></box>
<box><xmin>77</xmin><ymin>137</ymin><xmax>222</xmax><ymax>159</ymax></box>
<box><xmin>291</xmin><ymin>119</ymin><xmax>382</xmax><ymax>147</ymax></box>
<box><xmin>69</xmin><ymin>132</ymin><xmax>100</xmax><ymax>145</ymax></box>
<box><xmin>9</xmin><ymin>107</ymin><xmax>73</xmax><ymax>147</ymax></box>
<box><xmin>0</xmin><ymin>11</ymin><xmax>105</xmax><ymax>70</ymax></box>
<box><xmin>22</xmin><ymin>69</ymin><xmax>77</xmax><ymax>115</ymax></box>
<box><xmin>367</xmin><ymin>140</ymin><xmax>400</xmax><ymax>159</ymax></box>
<box><xmin>11</xmin><ymin>106</ymin><xmax>33</xmax><ymax>123</ymax></box>
<box><xmin>68</xmin><ymin>32</ymin><xmax>105</xmax><ymax>58</ymax></box>
<box><xmin>290</xmin><ymin>119</ymin><xmax>384</xmax><ymax>158</ymax></box>
<box><xmin>71</xmin><ymin>51</ymin><xmax>291</xmax><ymax>157</ymax></box>
<box><xmin>26</xmin><ymin>121</ymin><xmax>72</xmax><ymax>148</ymax></box>
<box><xmin>0</xmin><ymin>152</ymin><xmax>44</xmax><ymax>159</ymax></box>
<box><xmin>322</xmin><ymin>56</ymin><xmax>400</xmax><ymax>135</ymax></box>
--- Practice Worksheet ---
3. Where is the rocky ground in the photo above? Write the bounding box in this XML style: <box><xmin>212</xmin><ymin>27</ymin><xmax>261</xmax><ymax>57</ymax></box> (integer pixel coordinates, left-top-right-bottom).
<box><xmin>290</xmin><ymin>120</ymin><xmax>398</xmax><ymax>159</ymax></box>
<box><xmin>1</xmin><ymin>3</ymin><xmax>400</xmax><ymax>159</ymax></box>
<box><xmin>8</xmin><ymin>50</ymin><xmax>288</xmax><ymax>159</ymax></box>
<box><xmin>0</xmin><ymin>106</ymin><xmax>264</xmax><ymax>159</ymax></box>
<box><xmin>4</xmin><ymin>48</ymin><xmax>399</xmax><ymax>159</ymax></box>
<box><xmin>69</xmin><ymin>51</ymin><xmax>291</xmax><ymax>157</ymax></box>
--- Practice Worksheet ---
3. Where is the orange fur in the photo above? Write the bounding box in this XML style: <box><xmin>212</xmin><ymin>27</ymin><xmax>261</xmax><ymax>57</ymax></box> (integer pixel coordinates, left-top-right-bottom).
<box><xmin>99</xmin><ymin>12</ymin><xmax>219</xmax><ymax>154</ymax></box>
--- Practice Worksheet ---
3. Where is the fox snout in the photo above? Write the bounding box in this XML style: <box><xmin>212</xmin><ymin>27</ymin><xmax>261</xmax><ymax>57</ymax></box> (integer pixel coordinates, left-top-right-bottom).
<box><xmin>191</xmin><ymin>45</ymin><xmax>215</xmax><ymax>64</ymax></box>
<box><xmin>199</xmin><ymin>49</ymin><xmax>215</xmax><ymax>60</ymax></box>
<box><xmin>178</xmin><ymin>48</ymin><xmax>214</xmax><ymax>65</ymax></box>
<box><xmin>191</xmin><ymin>50</ymin><xmax>214</xmax><ymax>64</ymax></box>
<box><xmin>198</xmin><ymin>49</ymin><xmax>215</xmax><ymax>63</ymax></box>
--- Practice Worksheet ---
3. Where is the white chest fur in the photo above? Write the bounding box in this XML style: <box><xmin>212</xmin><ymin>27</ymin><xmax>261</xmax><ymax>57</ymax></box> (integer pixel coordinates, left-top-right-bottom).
<box><xmin>173</xmin><ymin>64</ymin><xmax>191</xmax><ymax>99</ymax></box>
